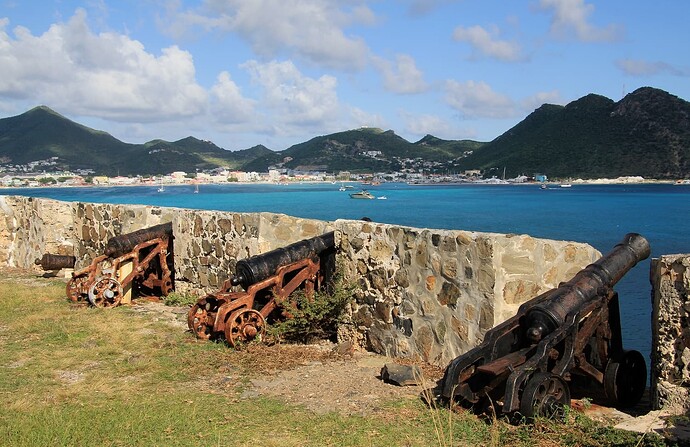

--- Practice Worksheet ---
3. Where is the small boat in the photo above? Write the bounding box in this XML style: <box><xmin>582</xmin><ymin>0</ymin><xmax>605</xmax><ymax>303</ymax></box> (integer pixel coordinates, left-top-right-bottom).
<box><xmin>157</xmin><ymin>185</ymin><xmax>165</xmax><ymax>192</ymax></box>
<box><xmin>194</xmin><ymin>184</ymin><xmax>199</xmax><ymax>193</ymax></box>
<box><xmin>377</xmin><ymin>196</ymin><xmax>387</xmax><ymax>200</ymax></box>
<box><xmin>349</xmin><ymin>190</ymin><xmax>375</xmax><ymax>199</ymax></box>
<box><xmin>540</xmin><ymin>184</ymin><xmax>547</xmax><ymax>190</ymax></box>
<box><xmin>560</xmin><ymin>184</ymin><xmax>572</xmax><ymax>188</ymax></box>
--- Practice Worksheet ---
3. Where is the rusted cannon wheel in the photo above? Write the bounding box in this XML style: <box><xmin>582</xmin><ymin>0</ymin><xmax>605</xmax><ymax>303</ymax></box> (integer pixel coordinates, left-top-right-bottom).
<box><xmin>187</xmin><ymin>296</ymin><xmax>221</xmax><ymax>340</ymax></box>
<box><xmin>604</xmin><ymin>350</ymin><xmax>646</xmax><ymax>409</ymax></box>
<box><xmin>519</xmin><ymin>372</ymin><xmax>570</xmax><ymax>420</ymax></box>
<box><xmin>225</xmin><ymin>309</ymin><xmax>266</xmax><ymax>347</ymax></box>
<box><xmin>66</xmin><ymin>274</ymin><xmax>89</xmax><ymax>302</ymax></box>
<box><xmin>87</xmin><ymin>277</ymin><xmax>123</xmax><ymax>308</ymax></box>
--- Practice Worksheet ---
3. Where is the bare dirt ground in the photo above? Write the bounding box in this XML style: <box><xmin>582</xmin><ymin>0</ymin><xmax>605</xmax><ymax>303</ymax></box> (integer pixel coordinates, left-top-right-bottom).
<box><xmin>130</xmin><ymin>301</ymin><xmax>444</xmax><ymax>416</ymax></box>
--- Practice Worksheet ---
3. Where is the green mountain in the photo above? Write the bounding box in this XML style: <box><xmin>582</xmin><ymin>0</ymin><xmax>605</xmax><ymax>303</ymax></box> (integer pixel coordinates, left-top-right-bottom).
<box><xmin>1</xmin><ymin>86</ymin><xmax>688</xmax><ymax>178</ymax></box>
<box><xmin>457</xmin><ymin>87</ymin><xmax>690</xmax><ymax>179</ymax></box>
<box><xmin>0</xmin><ymin>107</ymin><xmax>268</xmax><ymax>176</ymax></box>
<box><xmin>243</xmin><ymin>128</ymin><xmax>481</xmax><ymax>173</ymax></box>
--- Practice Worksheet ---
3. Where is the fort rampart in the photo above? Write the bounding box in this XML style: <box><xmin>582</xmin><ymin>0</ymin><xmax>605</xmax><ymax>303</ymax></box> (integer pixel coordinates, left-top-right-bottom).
<box><xmin>6</xmin><ymin>195</ymin><xmax>690</xmax><ymax>410</ymax></box>
<box><xmin>0</xmin><ymin>195</ymin><xmax>605</xmax><ymax>368</ymax></box>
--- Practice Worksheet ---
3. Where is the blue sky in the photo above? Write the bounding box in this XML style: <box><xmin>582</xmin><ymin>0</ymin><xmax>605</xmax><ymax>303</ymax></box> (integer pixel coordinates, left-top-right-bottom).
<box><xmin>0</xmin><ymin>1</ymin><xmax>688</xmax><ymax>152</ymax></box>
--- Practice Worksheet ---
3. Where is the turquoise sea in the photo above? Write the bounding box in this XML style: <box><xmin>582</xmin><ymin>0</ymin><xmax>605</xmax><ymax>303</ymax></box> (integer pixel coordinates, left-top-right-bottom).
<box><xmin>3</xmin><ymin>182</ymin><xmax>690</xmax><ymax>363</ymax></box>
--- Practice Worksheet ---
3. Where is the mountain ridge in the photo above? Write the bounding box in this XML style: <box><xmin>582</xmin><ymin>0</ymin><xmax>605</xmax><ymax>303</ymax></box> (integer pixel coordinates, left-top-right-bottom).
<box><xmin>1</xmin><ymin>86</ymin><xmax>688</xmax><ymax>179</ymax></box>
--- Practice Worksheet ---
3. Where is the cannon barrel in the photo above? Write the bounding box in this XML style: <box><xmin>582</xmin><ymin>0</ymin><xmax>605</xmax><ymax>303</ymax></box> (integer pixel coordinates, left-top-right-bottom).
<box><xmin>524</xmin><ymin>233</ymin><xmax>650</xmax><ymax>343</ymax></box>
<box><xmin>34</xmin><ymin>253</ymin><xmax>76</xmax><ymax>270</ymax></box>
<box><xmin>104</xmin><ymin>222</ymin><xmax>173</xmax><ymax>258</ymax></box>
<box><xmin>231</xmin><ymin>231</ymin><xmax>335</xmax><ymax>290</ymax></box>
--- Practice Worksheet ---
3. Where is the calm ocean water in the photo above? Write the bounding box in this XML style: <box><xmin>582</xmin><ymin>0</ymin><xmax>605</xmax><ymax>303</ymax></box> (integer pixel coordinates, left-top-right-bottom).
<box><xmin>3</xmin><ymin>182</ymin><xmax>690</xmax><ymax>362</ymax></box>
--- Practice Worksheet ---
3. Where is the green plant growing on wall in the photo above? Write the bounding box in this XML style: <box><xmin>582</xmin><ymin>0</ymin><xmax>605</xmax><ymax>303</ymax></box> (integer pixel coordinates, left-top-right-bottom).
<box><xmin>266</xmin><ymin>276</ymin><xmax>354</xmax><ymax>344</ymax></box>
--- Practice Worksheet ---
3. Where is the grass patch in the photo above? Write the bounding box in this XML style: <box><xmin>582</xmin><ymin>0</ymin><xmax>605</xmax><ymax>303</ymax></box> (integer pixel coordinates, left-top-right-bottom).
<box><xmin>0</xmin><ymin>271</ymin><xmax>672</xmax><ymax>446</ymax></box>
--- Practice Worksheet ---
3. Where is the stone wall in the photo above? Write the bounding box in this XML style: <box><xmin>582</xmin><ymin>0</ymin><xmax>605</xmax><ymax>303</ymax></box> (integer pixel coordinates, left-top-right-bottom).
<box><xmin>0</xmin><ymin>195</ymin><xmax>599</xmax><ymax>367</ymax></box>
<box><xmin>651</xmin><ymin>254</ymin><xmax>690</xmax><ymax>411</ymax></box>
<box><xmin>0</xmin><ymin>196</ymin><xmax>75</xmax><ymax>269</ymax></box>
<box><xmin>336</xmin><ymin>220</ymin><xmax>599</xmax><ymax>365</ymax></box>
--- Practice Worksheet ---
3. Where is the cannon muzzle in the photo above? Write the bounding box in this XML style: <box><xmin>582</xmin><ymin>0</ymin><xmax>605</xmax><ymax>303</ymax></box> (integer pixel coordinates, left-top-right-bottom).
<box><xmin>104</xmin><ymin>222</ymin><xmax>173</xmax><ymax>258</ymax></box>
<box><xmin>525</xmin><ymin>232</ymin><xmax>650</xmax><ymax>343</ymax></box>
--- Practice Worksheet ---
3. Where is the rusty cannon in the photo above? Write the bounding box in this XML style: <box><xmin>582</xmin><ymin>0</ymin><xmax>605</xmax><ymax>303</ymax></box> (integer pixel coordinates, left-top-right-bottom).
<box><xmin>188</xmin><ymin>231</ymin><xmax>336</xmax><ymax>347</ymax></box>
<box><xmin>35</xmin><ymin>253</ymin><xmax>76</xmax><ymax>271</ymax></box>
<box><xmin>440</xmin><ymin>233</ymin><xmax>650</xmax><ymax>420</ymax></box>
<box><xmin>66</xmin><ymin>222</ymin><xmax>174</xmax><ymax>307</ymax></box>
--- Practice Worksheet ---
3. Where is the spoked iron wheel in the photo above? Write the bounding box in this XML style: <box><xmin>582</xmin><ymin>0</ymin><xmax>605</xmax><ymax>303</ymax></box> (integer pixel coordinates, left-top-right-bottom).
<box><xmin>225</xmin><ymin>309</ymin><xmax>266</xmax><ymax>347</ymax></box>
<box><xmin>604</xmin><ymin>350</ymin><xmax>647</xmax><ymax>409</ymax></box>
<box><xmin>87</xmin><ymin>276</ymin><xmax>123</xmax><ymax>308</ymax></box>
<box><xmin>187</xmin><ymin>296</ymin><xmax>221</xmax><ymax>340</ymax></box>
<box><xmin>519</xmin><ymin>372</ymin><xmax>571</xmax><ymax>420</ymax></box>
<box><xmin>66</xmin><ymin>274</ymin><xmax>89</xmax><ymax>303</ymax></box>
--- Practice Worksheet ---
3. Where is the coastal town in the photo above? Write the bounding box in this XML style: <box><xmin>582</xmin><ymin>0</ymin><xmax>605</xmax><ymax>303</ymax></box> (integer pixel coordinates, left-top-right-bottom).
<box><xmin>0</xmin><ymin>156</ymin><xmax>671</xmax><ymax>188</ymax></box>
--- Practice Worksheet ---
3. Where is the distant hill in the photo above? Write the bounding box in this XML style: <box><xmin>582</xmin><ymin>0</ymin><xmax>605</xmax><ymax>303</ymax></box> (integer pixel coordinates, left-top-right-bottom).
<box><xmin>242</xmin><ymin>128</ymin><xmax>481</xmax><ymax>173</ymax></box>
<box><xmin>1</xmin><ymin>86</ymin><xmax>688</xmax><ymax>178</ymax></box>
<box><xmin>457</xmin><ymin>87</ymin><xmax>690</xmax><ymax>179</ymax></box>
<box><xmin>0</xmin><ymin>107</ymin><xmax>264</xmax><ymax>176</ymax></box>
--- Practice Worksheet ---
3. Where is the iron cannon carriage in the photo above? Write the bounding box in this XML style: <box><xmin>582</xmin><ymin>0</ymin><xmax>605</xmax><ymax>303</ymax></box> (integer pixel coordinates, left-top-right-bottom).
<box><xmin>66</xmin><ymin>222</ymin><xmax>174</xmax><ymax>307</ymax></box>
<box><xmin>187</xmin><ymin>231</ymin><xmax>336</xmax><ymax>347</ymax></box>
<box><xmin>440</xmin><ymin>233</ymin><xmax>650</xmax><ymax>419</ymax></box>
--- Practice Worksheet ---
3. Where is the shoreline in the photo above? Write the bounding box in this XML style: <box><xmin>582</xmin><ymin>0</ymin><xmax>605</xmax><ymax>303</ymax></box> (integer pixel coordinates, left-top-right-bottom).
<box><xmin>0</xmin><ymin>176</ymin><xmax>686</xmax><ymax>190</ymax></box>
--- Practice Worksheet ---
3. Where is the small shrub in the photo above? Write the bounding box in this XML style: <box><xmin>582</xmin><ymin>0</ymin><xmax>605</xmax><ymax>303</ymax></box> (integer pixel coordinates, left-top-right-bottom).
<box><xmin>266</xmin><ymin>277</ymin><xmax>354</xmax><ymax>344</ymax></box>
<box><xmin>163</xmin><ymin>291</ymin><xmax>198</xmax><ymax>307</ymax></box>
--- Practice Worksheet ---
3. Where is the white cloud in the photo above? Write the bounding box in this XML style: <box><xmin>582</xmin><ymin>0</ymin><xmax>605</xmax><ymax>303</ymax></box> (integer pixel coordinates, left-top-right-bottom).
<box><xmin>616</xmin><ymin>59</ymin><xmax>690</xmax><ymax>77</ymax></box>
<box><xmin>453</xmin><ymin>25</ymin><xmax>523</xmax><ymax>62</ymax></box>
<box><xmin>444</xmin><ymin>80</ymin><xmax>515</xmax><ymax>119</ymax></box>
<box><xmin>241</xmin><ymin>59</ymin><xmax>340</xmax><ymax>131</ymax></box>
<box><xmin>372</xmin><ymin>54</ymin><xmax>429</xmax><ymax>94</ymax></box>
<box><xmin>350</xmin><ymin>107</ymin><xmax>387</xmax><ymax>130</ymax></box>
<box><xmin>520</xmin><ymin>90</ymin><xmax>563</xmax><ymax>111</ymax></box>
<box><xmin>539</xmin><ymin>0</ymin><xmax>622</xmax><ymax>42</ymax></box>
<box><xmin>0</xmin><ymin>9</ymin><xmax>207</xmax><ymax>122</ymax></box>
<box><xmin>210</xmin><ymin>71</ymin><xmax>256</xmax><ymax>124</ymax></box>
<box><xmin>162</xmin><ymin>0</ymin><xmax>372</xmax><ymax>71</ymax></box>
<box><xmin>400</xmin><ymin>111</ymin><xmax>454</xmax><ymax>138</ymax></box>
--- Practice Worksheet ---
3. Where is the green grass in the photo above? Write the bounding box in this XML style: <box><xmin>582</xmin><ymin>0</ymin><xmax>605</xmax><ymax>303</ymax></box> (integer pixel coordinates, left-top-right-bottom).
<box><xmin>0</xmin><ymin>273</ymin><xmax>673</xmax><ymax>446</ymax></box>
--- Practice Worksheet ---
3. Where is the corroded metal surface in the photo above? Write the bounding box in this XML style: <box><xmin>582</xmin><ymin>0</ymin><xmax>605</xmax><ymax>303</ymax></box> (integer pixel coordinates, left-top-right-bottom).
<box><xmin>188</xmin><ymin>232</ymin><xmax>336</xmax><ymax>347</ymax></box>
<box><xmin>232</xmin><ymin>231</ymin><xmax>335</xmax><ymax>289</ymax></box>
<box><xmin>34</xmin><ymin>253</ymin><xmax>76</xmax><ymax>270</ymax></box>
<box><xmin>440</xmin><ymin>233</ymin><xmax>650</xmax><ymax>420</ymax></box>
<box><xmin>67</xmin><ymin>222</ymin><xmax>174</xmax><ymax>307</ymax></box>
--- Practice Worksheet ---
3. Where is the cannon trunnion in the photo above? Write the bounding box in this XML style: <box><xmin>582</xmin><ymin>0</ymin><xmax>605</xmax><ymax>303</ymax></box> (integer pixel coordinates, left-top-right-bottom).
<box><xmin>66</xmin><ymin>222</ymin><xmax>174</xmax><ymax>307</ymax></box>
<box><xmin>440</xmin><ymin>233</ymin><xmax>650</xmax><ymax>419</ymax></box>
<box><xmin>188</xmin><ymin>232</ymin><xmax>336</xmax><ymax>347</ymax></box>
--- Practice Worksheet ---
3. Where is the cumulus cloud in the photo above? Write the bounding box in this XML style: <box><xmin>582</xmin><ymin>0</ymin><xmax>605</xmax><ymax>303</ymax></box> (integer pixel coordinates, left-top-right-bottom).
<box><xmin>539</xmin><ymin>0</ymin><xmax>622</xmax><ymax>42</ymax></box>
<box><xmin>372</xmin><ymin>54</ymin><xmax>429</xmax><ymax>94</ymax></box>
<box><xmin>521</xmin><ymin>90</ymin><xmax>563</xmax><ymax>111</ymax></box>
<box><xmin>241</xmin><ymin>59</ymin><xmax>340</xmax><ymax>132</ymax></box>
<box><xmin>0</xmin><ymin>9</ymin><xmax>207</xmax><ymax>122</ymax></box>
<box><xmin>453</xmin><ymin>25</ymin><xmax>523</xmax><ymax>62</ymax></box>
<box><xmin>209</xmin><ymin>72</ymin><xmax>257</xmax><ymax>124</ymax></box>
<box><xmin>444</xmin><ymin>80</ymin><xmax>515</xmax><ymax>119</ymax></box>
<box><xmin>161</xmin><ymin>0</ymin><xmax>372</xmax><ymax>71</ymax></box>
<box><xmin>616</xmin><ymin>59</ymin><xmax>690</xmax><ymax>77</ymax></box>
<box><xmin>400</xmin><ymin>111</ymin><xmax>454</xmax><ymax>138</ymax></box>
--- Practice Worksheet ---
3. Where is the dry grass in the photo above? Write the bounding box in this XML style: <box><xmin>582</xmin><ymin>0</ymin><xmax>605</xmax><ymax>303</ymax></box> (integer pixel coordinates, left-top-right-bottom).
<box><xmin>0</xmin><ymin>269</ymin><xmax>670</xmax><ymax>447</ymax></box>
